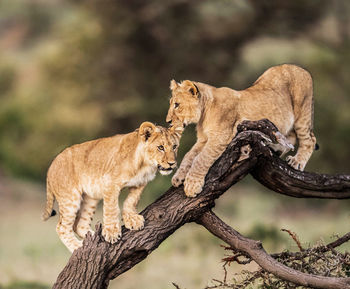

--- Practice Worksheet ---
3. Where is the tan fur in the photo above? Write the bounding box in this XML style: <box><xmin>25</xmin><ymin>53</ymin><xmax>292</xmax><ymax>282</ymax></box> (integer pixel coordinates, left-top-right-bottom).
<box><xmin>42</xmin><ymin>121</ymin><xmax>183</xmax><ymax>252</ymax></box>
<box><xmin>166</xmin><ymin>64</ymin><xmax>317</xmax><ymax>197</ymax></box>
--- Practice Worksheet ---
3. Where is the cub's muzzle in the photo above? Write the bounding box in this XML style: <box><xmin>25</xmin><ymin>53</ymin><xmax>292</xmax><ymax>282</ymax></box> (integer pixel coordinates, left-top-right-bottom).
<box><xmin>157</xmin><ymin>164</ymin><xmax>176</xmax><ymax>175</ymax></box>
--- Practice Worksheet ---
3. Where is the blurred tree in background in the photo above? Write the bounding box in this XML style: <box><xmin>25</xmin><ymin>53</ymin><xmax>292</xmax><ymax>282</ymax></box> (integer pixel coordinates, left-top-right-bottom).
<box><xmin>0</xmin><ymin>0</ymin><xmax>349</xmax><ymax>181</ymax></box>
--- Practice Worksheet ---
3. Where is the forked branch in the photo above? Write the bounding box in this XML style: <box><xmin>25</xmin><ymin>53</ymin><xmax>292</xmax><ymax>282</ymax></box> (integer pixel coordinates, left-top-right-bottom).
<box><xmin>53</xmin><ymin>119</ymin><xmax>350</xmax><ymax>289</ymax></box>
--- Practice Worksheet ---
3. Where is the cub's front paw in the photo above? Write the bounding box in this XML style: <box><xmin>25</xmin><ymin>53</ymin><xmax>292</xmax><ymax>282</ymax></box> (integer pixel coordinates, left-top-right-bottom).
<box><xmin>286</xmin><ymin>155</ymin><xmax>306</xmax><ymax>171</ymax></box>
<box><xmin>172</xmin><ymin>169</ymin><xmax>187</xmax><ymax>187</ymax></box>
<box><xmin>184</xmin><ymin>174</ymin><xmax>204</xmax><ymax>198</ymax></box>
<box><xmin>102</xmin><ymin>224</ymin><xmax>121</xmax><ymax>244</ymax></box>
<box><xmin>123</xmin><ymin>212</ymin><xmax>145</xmax><ymax>230</ymax></box>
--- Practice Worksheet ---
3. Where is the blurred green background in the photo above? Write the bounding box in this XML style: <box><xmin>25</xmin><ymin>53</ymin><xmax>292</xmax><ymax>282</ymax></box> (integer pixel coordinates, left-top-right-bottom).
<box><xmin>0</xmin><ymin>0</ymin><xmax>349</xmax><ymax>288</ymax></box>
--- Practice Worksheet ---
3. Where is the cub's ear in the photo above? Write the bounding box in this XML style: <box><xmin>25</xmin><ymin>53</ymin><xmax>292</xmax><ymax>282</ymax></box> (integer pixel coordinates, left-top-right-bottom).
<box><xmin>170</xmin><ymin>79</ymin><xmax>179</xmax><ymax>90</ymax></box>
<box><xmin>139</xmin><ymin>121</ymin><xmax>156</xmax><ymax>141</ymax></box>
<box><xmin>181</xmin><ymin>80</ymin><xmax>199</xmax><ymax>97</ymax></box>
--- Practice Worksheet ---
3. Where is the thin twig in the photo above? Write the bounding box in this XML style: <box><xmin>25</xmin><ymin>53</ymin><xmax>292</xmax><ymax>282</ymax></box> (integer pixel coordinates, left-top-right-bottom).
<box><xmin>327</xmin><ymin>232</ymin><xmax>350</xmax><ymax>249</ymax></box>
<box><xmin>281</xmin><ymin>228</ymin><xmax>304</xmax><ymax>251</ymax></box>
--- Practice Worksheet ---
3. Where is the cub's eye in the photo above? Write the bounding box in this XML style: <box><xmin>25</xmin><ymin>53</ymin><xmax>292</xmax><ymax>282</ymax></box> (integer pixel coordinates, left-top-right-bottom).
<box><xmin>157</xmin><ymin>145</ymin><xmax>164</xmax><ymax>151</ymax></box>
<box><xmin>173</xmin><ymin>144</ymin><xmax>177</xmax><ymax>150</ymax></box>
<box><xmin>174</xmin><ymin>103</ymin><xmax>179</xmax><ymax>109</ymax></box>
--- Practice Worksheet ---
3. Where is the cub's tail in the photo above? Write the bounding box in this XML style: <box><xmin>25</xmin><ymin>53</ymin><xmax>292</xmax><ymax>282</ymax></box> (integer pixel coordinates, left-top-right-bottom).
<box><xmin>42</xmin><ymin>181</ymin><xmax>57</xmax><ymax>221</ymax></box>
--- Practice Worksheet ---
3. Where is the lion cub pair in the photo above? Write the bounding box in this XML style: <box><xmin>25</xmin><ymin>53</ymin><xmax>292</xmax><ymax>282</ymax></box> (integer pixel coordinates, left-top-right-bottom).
<box><xmin>44</xmin><ymin>64</ymin><xmax>317</xmax><ymax>252</ymax></box>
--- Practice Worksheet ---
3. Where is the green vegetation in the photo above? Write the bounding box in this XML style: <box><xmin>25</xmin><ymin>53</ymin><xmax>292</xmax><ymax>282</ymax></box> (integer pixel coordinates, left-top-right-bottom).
<box><xmin>0</xmin><ymin>281</ymin><xmax>49</xmax><ymax>289</ymax></box>
<box><xmin>0</xmin><ymin>1</ymin><xmax>350</xmax><ymax>288</ymax></box>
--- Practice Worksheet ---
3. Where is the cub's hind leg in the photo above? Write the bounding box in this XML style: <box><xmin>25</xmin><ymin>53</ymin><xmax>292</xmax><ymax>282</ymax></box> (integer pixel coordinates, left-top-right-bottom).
<box><xmin>287</xmin><ymin>94</ymin><xmax>316</xmax><ymax>171</ymax></box>
<box><xmin>123</xmin><ymin>185</ymin><xmax>145</xmax><ymax>231</ymax></box>
<box><xmin>56</xmin><ymin>192</ymin><xmax>82</xmax><ymax>252</ymax></box>
<box><xmin>287</xmin><ymin>127</ymin><xmax>316</xmax><ymax>170</ymax></box>
<box><xmin>73</xmin><ymin>193</ymin><xmax>99</xmax><ymax>239</ymax></box>
<box><xmin>286</xmin><ymin>130</ymin><xmax>297</xmax><ymax>147</ymax></box>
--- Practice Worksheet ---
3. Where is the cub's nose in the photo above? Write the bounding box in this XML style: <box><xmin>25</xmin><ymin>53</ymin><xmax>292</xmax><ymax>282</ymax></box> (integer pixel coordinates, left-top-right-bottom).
<box><xmin>167</xmin><ymin>119</ymin><xmax>172</xmax><ymax>124</ymax></box>
<box><xmin>168</xmin><ymin>162</ymin><xmax>175</xmax><ymax>167</ymax></box>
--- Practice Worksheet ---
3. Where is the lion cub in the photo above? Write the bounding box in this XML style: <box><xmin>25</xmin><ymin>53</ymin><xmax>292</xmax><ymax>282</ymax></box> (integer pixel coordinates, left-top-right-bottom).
<box><xmin>42</xmin><ymin>121</ymin><xmax>183</xmax><ymax>252</ymax></box>
<box><xmin>166</xmin><ymin>64</ymin><xmax>317</xmax><ymax>197</ymax></box>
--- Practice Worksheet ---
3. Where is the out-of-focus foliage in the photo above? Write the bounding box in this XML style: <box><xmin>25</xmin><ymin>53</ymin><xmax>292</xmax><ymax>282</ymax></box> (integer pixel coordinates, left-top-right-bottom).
<box><xmin>0</xmin><ymin>0</ymin><xmax>349</xmax><ymax>180</ymax></box>
<box><xmin>0</xmin><ymin>280</ymin><xmax>49</xmax><ymax>289</ymax></box>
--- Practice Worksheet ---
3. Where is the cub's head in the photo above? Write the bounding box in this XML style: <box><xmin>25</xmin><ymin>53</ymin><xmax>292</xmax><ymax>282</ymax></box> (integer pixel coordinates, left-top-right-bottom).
<box><xmin>138</xmin><ymin>121</ymin><xmax>183</xmax><ymax>175</ymax></box>
<box><xmin>166</xmin><ymin>80</ymin><xmax>201</xmax><ymax>127</ymax></box>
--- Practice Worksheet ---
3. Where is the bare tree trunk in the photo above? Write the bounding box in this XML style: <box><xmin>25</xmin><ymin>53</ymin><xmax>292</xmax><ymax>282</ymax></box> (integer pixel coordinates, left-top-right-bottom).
<box><xmin>53</xmin><ymin>119</ymin><xmax>350</xmax><ymax>289</ymax></box>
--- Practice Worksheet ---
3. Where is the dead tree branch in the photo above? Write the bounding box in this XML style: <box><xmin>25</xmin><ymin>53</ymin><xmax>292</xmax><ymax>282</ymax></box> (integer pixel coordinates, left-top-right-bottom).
<box><xmin>53</xmin><ymin>119</ymin><xmax>350</xmax><ymax>289</ymax></box>
<box><xmin>199</xmin><ymin>210</ymin><xmax>350</xmax><ymax>289</ymax></box>
<box><xmin>217</xmin><ymin>230</ymin><xmax>350</xmax><ymax>289</ymax></box>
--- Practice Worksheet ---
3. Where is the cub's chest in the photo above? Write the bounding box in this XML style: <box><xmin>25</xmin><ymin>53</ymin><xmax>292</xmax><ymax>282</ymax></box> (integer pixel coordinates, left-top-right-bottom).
<box><xmin>126</xmin><ymin>165</ymin><xmax>157</xmax><ymax>188</ymax></box>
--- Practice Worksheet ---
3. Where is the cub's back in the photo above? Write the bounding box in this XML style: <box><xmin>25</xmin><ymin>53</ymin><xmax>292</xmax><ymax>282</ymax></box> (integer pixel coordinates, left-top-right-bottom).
<box><xmin>47</xmin><ymin>134</ymin><xmax>127</xmax><ymax>194</ymax></box>
<box><xmin>47</xmin><ymin>139</ymin><xmax>101</xmax><ymax>194</ymax></box>
<box><xmin>253</xmin><ymin>64</ymin><xmax>312</xmax><ymax>90</ymax></box>
<box><xmin>236</xmin><ymin>64</ymin><xmax>313</xmax><ymax>134</ymax></box>
<box><xmin>252</xmin><ymin>64</ymin><xmax>313</xmax><ymax>112</ymax></box>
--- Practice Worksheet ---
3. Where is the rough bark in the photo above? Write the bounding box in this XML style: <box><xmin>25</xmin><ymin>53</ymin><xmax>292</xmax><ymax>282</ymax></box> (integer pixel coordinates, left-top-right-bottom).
<box><xmin>252</xmin><ymin>157</ymin><xmax>350</xmax><ymax>199</ymax></box>
<box><xmin>53</xmin><ymin>119</ymin><xmax>350</xmax><ymax>289</ymax></box>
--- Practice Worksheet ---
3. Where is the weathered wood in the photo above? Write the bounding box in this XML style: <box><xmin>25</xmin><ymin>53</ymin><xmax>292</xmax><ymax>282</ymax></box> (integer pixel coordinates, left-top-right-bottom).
<box><xmin>53</xmin><ymin>119</ymin><xmax>350</xmax><ymax>289</ymax></box>
<box><xmin>199</xmin><ymin>210</ymin><xmax>350</xmax><ymax>289</ymax></box>
<box><xmin>251</xmin><ymin>156</ymin><xmax>350</xmax><ymax>198</ymax></box>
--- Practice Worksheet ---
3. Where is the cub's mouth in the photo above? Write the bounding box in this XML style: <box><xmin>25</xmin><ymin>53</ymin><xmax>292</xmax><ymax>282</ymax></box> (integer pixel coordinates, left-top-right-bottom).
<box><xmin>157</xmin><ymin>165</ymin><xmax>173</xmax><ymax>176</ymax></box>
<box><xmin>168</xmin><ymin>122</ymin><xmax>187</xmax><ymax>128</ymax></box>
